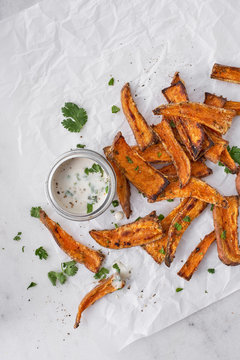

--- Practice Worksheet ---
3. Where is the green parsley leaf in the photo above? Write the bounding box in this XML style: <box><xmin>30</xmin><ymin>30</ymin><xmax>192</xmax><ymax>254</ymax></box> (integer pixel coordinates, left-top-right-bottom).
<box><xmin>112</xmin><ymin>200</ymin><xmax>119</xmax><ymax>207</ymax></box>
<box><xmin>183</xmin><ymin>216</ymin><xmax>191</xmax><ymax>222</ymax></box>
<box><xmin>35</xmin><ymin>246</ymin><xmax>48</xmax><ymax>260</ymax></box>
<box><xmin>210</xmin><ymin>204</ymin><xmax>214</xmax><ymax>211</ymax></box>
<box><xmin>94</xmin><ymin>267</ymin><xmax>109</xmax><ymax>280</ymax></box>
<box><xmin>135</xmin><ymin>166</ymin><xmax>139</xmax><ymax>171</ymax></box>
<box><xmin>13</xmin><ymin>231</ymin><xmax>22</xmax><ymax>241</ymax></box>
<box><xmin>224</xmin><ymin>167</ymin><xmax>231</xmax><ymax>174</ymax></box>
<box><xmin>108</xmin><ymin>77</ymin><xmax>114</xmax><ymax>86</ymax></box>
<box><xmin>112</xmin><ymin>105</ymin><xmax>120</xmax><ymax>113</ymax></box>
<box><xmin>114</xmin><ymin>223</ymin><xmax>119</xmax><ymax>229</ymax></box>
<box><xmin>22</xmin><ymin>246</ymin><xmax>25</xmax><ymax>253</ymax></box>
<box><xmin>221</xmin><ymin>230</ymin><xmax>226</xmax><ymax>239</ymax></box>
<box><xmin>170</xmin><ymin>120</ymin><xmax>176</xmax><ymax>128</ymax></box>
<box><xmin>167</xmin><ymin>199</ymin><xmax>174</xmax><ymax>202</ymax></box>
<box><xmin>218</xmin><ymin>161</ymin><xmax>224</xmax><ymax>167</ymax></box>
<box><xmin>135</xmin><ymin>216</ymin><xmax>142</xmax><ymax>221</ymax></box>
<box><xmin>176</xmin><ymin>287</ymin><xmax>183</xmax><ymax>292</ymax></box>
<box><xmin>27</xmin><ymin>282</ymin><xmax>37</xmax><ymax>290</ymax></box>
<box><xmin>158</xmin><ymin>214</ymin><xmax>165</xmax><ymax>221</ymax></box>
<box><xmin>87</xmin><ymin>203</ymin><xmax>93</xmax><ymax>213</ymax></box>
<box><xmin>113</xmin><ymin>263</ymin><xmax>120</xmax><ymax>273</ymax></box>
<box><xmin>61</xmin><ymin>102</ymin><xmax>88</xmax><ymax>133</ymax></box>
<box><xmin>157</xmin><ymin>152</ymin><xmax>162</xmax><ymax>158</ymax></box>
<box><xmin>126</xmin><ymin>156</ymin><xmax>133</xmax><ymax>163</ymax></box>
<box><xmin>174</xmin><ymin>222</ymin><xmax>182</xmax><ymax>231</ymax></box>
<box><xmin>48</xmin><ymin>271</ymin><xmax>57</xmax><ymax>286</ymax></box>
<box><xmin>61</xmin><ymin>260</ymin><xmax>78</xmax><ymax>276</ymax></box>
<box><xmin>76</xmin><ymin>144</ymin><xmax>86</xmax><ymax>148</ymax></box>
<box><xmin>228</xmin><ymin>145</ymin><xmax>240</xmax><ymax>165</ymax></box>
<box><xmin>159</xmin><ymin>246</ymin><xmax>165</xmax><ymax>254</ymax></box>
<box><xmin>30</xmin><ymin>206</ymin><xmax>42</xmax><ymax>218</ymax></box>
<box><xmin>208</xmin><ymin>268</ymin><xmax>215</xmax><ymax>274</ymax></box>
<box><xmin>105</xmin><ymin>186</ymin><xmax>109</xmax><ymax>193</ymax></box>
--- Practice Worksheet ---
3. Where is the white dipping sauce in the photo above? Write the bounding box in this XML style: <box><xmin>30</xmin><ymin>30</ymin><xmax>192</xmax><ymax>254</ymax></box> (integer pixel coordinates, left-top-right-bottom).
<box><xmin>52</xmin><ymin>157</ymin><xmax>110</xmax><ymax>215</ymax></box>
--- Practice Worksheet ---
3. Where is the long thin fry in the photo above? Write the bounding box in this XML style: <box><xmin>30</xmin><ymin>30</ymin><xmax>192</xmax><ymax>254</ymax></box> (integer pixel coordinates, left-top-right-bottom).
<box><xmin>211</xmin><ymin>63</ymin><xmax>240</xmax><ymax>84</ymax></box>
<box><xmin>220</xmin><ymin>148</ymin><xmax>237</xmax><ymax>174</ymax></box>
<box><xmin>159</xmin><ymin>160</ymin><xmax>212</xmax><ymax>180</ymax></box>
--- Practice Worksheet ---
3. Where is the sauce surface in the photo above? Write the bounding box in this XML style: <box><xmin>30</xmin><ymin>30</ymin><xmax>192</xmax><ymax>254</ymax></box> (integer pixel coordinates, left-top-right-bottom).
<box><xmin>52</xmin><ymin>158</ymin><xmax>110</xmax><ymax>215</ymax></box>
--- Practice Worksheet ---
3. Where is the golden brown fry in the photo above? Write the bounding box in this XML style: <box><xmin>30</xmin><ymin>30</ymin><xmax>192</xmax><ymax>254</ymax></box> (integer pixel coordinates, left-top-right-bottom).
<box><xmin>213</xmin><ymin>196</ymin><xmax>240</xmax><ymax>265</ymax></box>
<box><xmin>153</xmin><ymin>102</ymin><xmax>235</xmax><ymax>134</ymax></box>
<box><xmin>39</xmin><ymin>210</ymin><xmax>104</xmax><ymax>273</ymax></box>
<box><xmin>90</xmin><ymin>211</ymin><xmax>163</xmax><ymax>249</ymax></box>
<box><xmin>159</xmin><ymin>160</ymin><xmax>212</xmax><ymax>180</ymax></box>
<box><xmin>204</xmin><ymin>128</ymin><xmax>228</xmax><ymax>163</ymax></box>
<box><xmin>121</xmin><ymin>82</ymin><xmax>158</xmax><ymax>150</ymax></box>
<box><xmin>162</xmin><ymin>81</ymin><xmax>189</xmax><ymax>103</ymax></box>
<box><xmin>153</xmin><ymin>120</ymin><xmax>191</xmax><ymax>188</ymax></box>
<box><xmin>211</xmin><ymin>63</ymin><xmax>240</xmax><ymax>84</ymax></box>
<box><xmin>224</xmin><ymin>101</ymin><xmax>240</xmax><ymax>115</ymax></box>
<box><xmin>165</xmin><ymin>198</ymin><xmax>207</xmax><ymax>267</ymax></box>
<box><xmin>132</xmin><ymin>143</ymin><xmax>171</xmax><ymax>163</ymax></box>
<box><xmin>104</xmin><ymin>146</ymin><xmax>131</xmax><ymax>218</ymax></box>
<box><xmin>220</xmin><ymin>148</ymin><xmax>237</xmax><ymax>174</ymax></box>
<box><xmin>110</xmin><ymin>132</ymin><xmax>169</xmax><ymax>200</ymax></box>
<box><xmin>149</xmin><ymin>177</ymin><xmax>228</xmax><ymax>208</ymax></box>
<box><xmin>143</xmin><ymin>199</ymin><xmax>190</xmax><ymax>264</ymax></box>
<box><xmin>74</xmin><ymin>275</ymin><xmax>125</xmax><ymax>328</ymax></box>
<box><xmin>204</xmin><ymin>92</ymin><xmax>227</xmax><ymax>108</ymax></box>
<box><xmin>236</xmin><ymin>169</ymin><xmax>240</xmax><ymax>195</ymax></box>
<box><xmin>171</xmin><ymin>72</ymin><xmax>182</xmax><ymax>85</ymax></box>
<box><xmin>177</xmin><ymin>231</ymin><xmax>216</xmax><ymax>281</ymax></box>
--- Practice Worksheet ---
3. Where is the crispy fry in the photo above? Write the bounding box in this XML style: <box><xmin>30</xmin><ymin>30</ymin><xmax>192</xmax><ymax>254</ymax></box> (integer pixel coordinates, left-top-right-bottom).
<box><xmin>204</xmin><ymin>128</ymin><xmax>228</xmax><ymax>163</ymax></box>
<box><xmin>153</xmin><ymin>120</ymin><xmax>191</xmax><ymax>187</ymax></box>
<box><xmin>132</xmin><ymin>143</ymin><xmax>171</xmax><ymax>163</ymax></box>
<box><xmin>165</xmin><ymin>198</ymin><xmax>207</xmax><ymax>267</ymax></box>
<box><xmin>39</xmin><ymin>210</ymin><xmax>104</xmax><ymax>273</ymax></box>
<box><xmin>224</xmin><ymin>101</ymin><xmax>240</xmax><ymax>115</ymax></box>
<box><xmin>211</xmin><ymin>63</ymin><xmax>240</xmax><ymax>84</ymax></box>
<box><xmin>90</xmin><ymin>211</ymin><xmax>163</xmax><ymax>249</ymax></box>
<box><xmin>74</xmin><ymin>274</ymin><xmax>125</xmax><ymax>328</ymax></box>
<box><xmin>213</xmin><ymin>196</ymin><xmax>240</xmax><ymax>265</ymax></box>
<box><xmin>153</xmin><ymin>102</ymin><xmax>235</xmax><ymax>134</ymax></box>
<box><xmin>121</xmin><ymin>83</ymin><xmax>158</xmax><ymax>150</ymax></box>
<box><xmin>171</xmin><ymin>72</ymin><xmax>182</xmax><ymax>85</ymax></box>
<box><xmin>159</xmin><ymin>160</ymin><xmax>212</xmax><ymax>180</ymax></box>
<box><xmin>220</xmin><ymin>148</ymin><xmax>237</xmax><ymax>173</ymax></box>
<box><xmin>149</xmin><ymin>177</ymin><xmax>228</xmax><ymax>208</ymax></box>
<box><xmin>162</xmin><ymin>81</ymin><xmax>189</xmax><ymax>103</ymax></box>
<box><xmin>236</xmin><ymin>169</ymin><xmax>240</xmax><ymax>195</ymax></box>
<box><xmin>109</xmin><ymin>132</ymin><xmax>169</xmax><ymax>200</ymax></box>
<box><xmin>104</xmin><ymin>146</ymin><xmax>131</xmax><ymax>218</ymax></box>
<box><xmin>177</xmin><ymin>231</ymin><xmax>216</xmax><ymax>280</ymax></box>
<box><xmin>143</xmin><ymin>199</ymin><xmax>190</xmax><ymax>264</ymax></box>
<box><xmin>204</xmin><ymin>92</ymin><xmax>227</xmax><ymax>108</ymax></box>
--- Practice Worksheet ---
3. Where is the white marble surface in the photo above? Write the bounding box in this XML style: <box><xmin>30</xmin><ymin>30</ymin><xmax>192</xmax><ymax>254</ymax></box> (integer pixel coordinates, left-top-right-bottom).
<box><xmin>1</xmin><ymin>1</ymin><xmax>240</xmax><ymax>359</ymax></box>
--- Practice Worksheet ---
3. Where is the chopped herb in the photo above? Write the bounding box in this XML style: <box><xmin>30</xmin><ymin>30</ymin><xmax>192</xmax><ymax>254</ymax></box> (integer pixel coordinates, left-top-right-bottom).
<box><xmin>85</xmin><ymin>163</ymin><xmax>104</xmax><ymax>177</ymax></box>
<box><xmin>108</xmin><ymin>77</ymin><xmax>114</xmax><ymax>86</ymax></box>
<box><xmin>113</xmin><ymin>263</ymin><xmax>120</xmax><ymax>273</ymax></box>
<box><xmin>30</xmin><ymin>206</ymin><xmax>42</xmax><ymax>218</ymax></box>
<box><xmin>224</xmin><ymin>167</ymin><xmax>231</xmax><ymax>174</ymax></box>
<box><xmin>27</xmin><ymin>282</ymin><xmax>37</xmax><ymax>290</ymax></box>
<box><xmin>135</xmin><ymin>216</ymin><xmax>142</xmax><ymax>221</ymax></box>
<box><xmin>110</xmin><ymin>209</ymin><xmax>115</xmax><ymax>213</ymax></box>
<box><xmin>210</xmin><ymin>204</ymin><xmax>214</xmax><ymax>211</ymax></box>
<box><xmin>57</xmin><ymin>272</ymin><xmax>67</xmax><ymax>285</ymax></box>
<box><xmin>61</xmin><ymin>260</ymin><xmax>78</xmax><ymax>276</ymax></box>
<box><xmin>48</xmin><ymin>271</ymin><xmax>67</xmax><ymax>286</ymax></box>
<box><xmin>76</xmin><ymin>173</ymin><xmax>81</xmax><ymax>181</ymax></box>
<box><xmin>76</xmin><ymin>144</ymin><xmax>86</xmax><ymax>148</ymax></box>
<box><xmin>94</xmin><ymin>267</ymin><xmax>109</xmax><ymax>280</ymax></box>
<box><xmin>183</xmin><ymin>216</ymin><xmax>191</xmax><ymax>222</ymax></box>
<box><xmin>158</xmin><ymin>214</ymin><xmax>165</xmax><ymax>221</ymax></box>
<box><xmin>22</xmin><ymin>246</ymin><xmax>25</xmax><ymax>253</ymax></box>
<box><xmin>218</xmin><ymin>161</ymin><xmax>224</xmax><ymax>167</ymax></box>
<box><xmin>87</xmin><ymin>203</ymin><xmax>93</xmax><ymax>213</ymax></box>
<box><xmin>114</xmin><ymin>223</ymin><xmax>119</xmax><ymax>229</ymax></box>
<box><xmin>228</xmin><ymin>145</ymin><xmax>240</xmax><ymax>165</ymax></box>
<box><xmin>167</xmin><ymin>199</ymin><xmax>174</xmax><ymax>202</ymax></box>
<box><xmin>112</xmin><ymin>200</ymin><xmax>119</xmax><ymax>207</ymax></box>
<box><xmin>112</xmin><ymin>105</ymin><xmax>120</xmax><ymax>113</ymax></box>
<box><xmin>126</xmin><ymin>156</ymin><xmax>133</xmax><ymax>163</ymax></box>
<box><xmin>208</xmin><ymin>268</ymin><xmax>215</xmax><ymax>274</ymax></box>
<box><xmin>35</xmin><ymin>246</ymin><xmax>48</xmax><ymax>260</ymax></box>
<box><xmin>13</xmin><ymin>232</ymin><xmax>22</xmax><ymax>241</ymax></box>
<box><xmin>200</xmin><ymin>252</ymin><xmax>204</xmax><ymax>255</ymax></box>
<box><xmin>61</xmin><ymin>102</ymin><xmax>88</xmax><ymax>133</ymax></box>
<box><xmin>176</xmin><ymin>287</ymin><xmax>183</xmax><ymax>292</ymax></box>
<box><xmin>135</xmin><ymin>166</ymin><xmax>139</xmax><ymax>171</ymax></box>
<box><xmin>174</xmin><ymin>222</ymin><xmax>182</xmax><ymax>231</ymax></box>
<box><xmin>65</xmin><ymin>190</ymin><xmax>73</xmax><ymax>196</ymax></box>
<box><xmin>159</xmin><ymin>247</ymin><xmax>165</xmax><ymax>254</ymax></box>
<box><xmin>221</xmin><ymin>230</ymin><xmax>226</xmax><ymax>239</ymax></box>
<box><xmin>170</xmin><ymin>120</ymin><xmax>176</xmax><ymax>128</ymax></box>
<box><xmin>105</xmin><ymin>186</ymin><xmax>109</xmax><ymax>193</ymax></box>
<box><xmin>157</xmin><ymin>152</ymin><xmax>162</xmax><ymax>158</ymax></box>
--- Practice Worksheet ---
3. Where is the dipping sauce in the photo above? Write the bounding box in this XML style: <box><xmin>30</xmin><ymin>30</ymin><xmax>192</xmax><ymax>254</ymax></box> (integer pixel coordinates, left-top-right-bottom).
<box><xmin>52</xmin><ymin>157</ymin><xmax>110</xmax><ymax>215</ymax></box>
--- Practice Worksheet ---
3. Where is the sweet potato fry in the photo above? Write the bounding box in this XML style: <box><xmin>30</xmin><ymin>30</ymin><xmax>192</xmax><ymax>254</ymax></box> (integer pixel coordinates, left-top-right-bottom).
<box><xmin>211</xmin><ymin>63</ymin><xmax>240</xmax><ymax>84</ymax></box>
<box><xmin>90</xmin><ymin>211</ymin><xmax>163</xmax><ymax>249</ymax></box>
<box><xmin>149</xmin><ymin>177</ymin><xmax>228</xmax><ymax>208</ymax></box>
<box><xmin>143</xmin><ymin>199</ymin><xmax>190</xmax><ymax>264</ymax></box>
<box><xmin>204</xmin><ymin>128</ymin><xmax>228</xmax><ymax>163</ymax></box>
<box><xmin>204</xmin><ymin>92</ymin><xmax>227</xmax><ymax>108</ymax></box>
<box><xmin>39</xmin><ymin>210</ymin><xmax>104</xmax><ymax>273</ymax></box>
<box><xmin>74</xmin><ymin>274</ymin><xmax>125</xmax><ymax>328</ymax></box>
<box><xmin>236</xmin><ymin>169</ymin><xmax>240</xmax><ymax>195</ymax></box>
<box><xmin>177</xmin><ymin>231</ymin><xmax>216</xmax><ymax>281</ymax></box>
<box><xmin>121</xmin><ymin>83</ymin><xmax>158</xmax><ymax>150</ymax></box>
<box><xmin>104</xmin><ymin>146</ymin><xmax>131</xmax><ymax>218</ymax></box>
<box><xmin>224</xmin><ymin>101</ymin><xmax>240</xmax><ymax>115</ymax></box>
<box><xmin>213</xmin><ymin>196</ymin><xmax>240</xmax><ymax>265</ymax></box>
<box><xmin>109</xmin><ymin>132</ymin><xmax>169</xmax><ymax>200</ymax></box>
<box><xmin>153</xmin><ymin>102</ymin><xmax>235</xmax><ymax>134</ymax></box>
<box><xmin>165</xmin><ymin>198</ymin><xmax>207</xmax><ymax>267</ymax></box>
<box><xmin>219</xmin><ymin>148</ymin><xmax>237</xmax><ymax>173</ymax></box>
<box><xmin>171</xmin><ymin>72</ymin><xmax>182</xmax><ymax>85</ymax></box>
<box><xmin>159</xmin><ymin>160</ymin><xmax>212</xmax><ymax>180</ymax></box>
<box><xmin>162</xmin><ymin>81</ymin><xmax>189</xmax><ymax>103</ymax></box>
<box><xmin>153</xmin><ymin>120</ymin><xmax>191</xmax><ymax>188</ymax></box>
<box><xmin>132</xmin><ymin>143</ymin><xmax>171</xmax><ymax>163</ymax></box>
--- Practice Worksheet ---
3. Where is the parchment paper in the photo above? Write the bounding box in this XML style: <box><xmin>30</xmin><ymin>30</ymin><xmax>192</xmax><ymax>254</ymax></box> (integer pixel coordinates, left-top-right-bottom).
<box><xmin>1</xmin><ymin>0</ymin><xmax>240</xmax><ymax>351</ymax></box>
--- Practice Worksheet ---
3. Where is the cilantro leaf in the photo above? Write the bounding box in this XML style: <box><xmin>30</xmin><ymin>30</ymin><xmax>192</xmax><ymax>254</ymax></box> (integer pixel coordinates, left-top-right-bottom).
<box><xmin>174</xmin><ymin>222</ymin><xmax>182</xmax><ymax>231</ymax></box>
<box><xmin>108</xmin><ymin>77</ymin><xmax>114</xmax><ymax>86</ymax></box>
<box><xmin>126</xmin><ymin>156</ymin><xmax>133</xmax><ymax>163</ymax></box>
<box><xmin>112</xmin><ymin>105</ymin><xmax>120</xmax><ymax>113</ymax></box>
<box><xmin>48</xmin><ymin>271</ymin><xmax>67</xmax><ymax>286</ymax></box>
<box><xmin>158</xmin><ymin>214</ymin><xmax>164</xmax><ymax>221</ymax></box>
<box><xmin>22</xmin><ymin>246</ymin><xmax>25</xmax><ymax>252</ymax></box>
<box><xmin>61</xmin><ymin>260</ymin><xmax>78</xmax><ymax>276</ymax></box>
<box><xmin>114</xmin><ymin>223</ymin><xmax>118</xmax><ymax>228</ymax></box>
<box><xmin>218</xmin><ymin>161</ymin><xmax>224</xmax><ymax>167</ymax></box>
<box><xmin>170</xmin><ymin>120</ymin><xmax>176</xmax><ymax>128</ymax></box>
<box><xmin>61</xmin><ymin>102</ymin><xmax>88</xmax><ymax>133</ymax></box>
<box><xmin>87</xmin><ymin>203</ymin><xmax>93</xmax><ymax>213</ymax></box>
<box><xmin>159</xmin><ymin>246</ymin><xmax>165</xmax><ymax>254</ymax></box>
<box><xmin>76</xmin><ymin>144</ymin><xmax>86</xmax><ymax>148</ymax></box>
<box><xmin>30</xmin><ymin>207</ymin><xmax>42</xmax><ymax>218</ymax></box>
<box><xmin>183</xmin><ymin>216</ymin><xmax>191</xmax><ymax>222</ymax></box>
<box><xmin>210</xmin><ymin>204</ymin><xmax>214</xmax><ymax>211</ymax></box>
<box><xmin>94</xmin><ymin>267</ymin><xmax>109</xmax><ymax>280</ymax></box>
<box><xmin>157</xmin><ymin>152</ymin><xmax>162</xmax><ymax>158</ymax></box>
<box><xmin>221</xmin><ymin>230</ymin><xmax>226</xmax><ymax>239</ymax></box>
<box><xmin>112</xmin><ymin>200</ymin><xmax>119</xmax><ymax>207</ymax></box>
<box><xmin>135</xmin><ymin>216</ymin><xmax>142</xmax><ymax>221</ymax></box>
<box><xmin>35</xmin><ymin>246</ymin><xmax>48</xmax><ymax>260</ymax></box>
<box><xmin>27</xmin><ymin>282</ymin><xmax>37</xmax><ymax>290</ymax></box>
<box><xmin>228</xmin><ymin>145</ymin><xmax>240</xmax><ymax>165</ymax></box>
<box><xmin>13</xmin><ymin>232</ymin><xmax>22</xmax><ymax>241</ymax></box>
<box><xmin>167</xmin><ymin>199</ymin><xmax>174</xmax><ymax>202</ymax></box>
<box><xmin>176</xmin><ymin>287</ymin><xmax>183</xmax><ymax>292</ymax></box>
<box><xmin>208</xmin><ymin>268</ymin><xmax>215</xmax><ymax>274</ymax></box>
<box><xmin>113</xmin><ymin>263</ymin><xmax>120</xmax><ymax>273</ymax></box>
<box><xmin>85</xmin><ymin>163</ymin><xmax>104</xmax><ymax>177</ymax></box>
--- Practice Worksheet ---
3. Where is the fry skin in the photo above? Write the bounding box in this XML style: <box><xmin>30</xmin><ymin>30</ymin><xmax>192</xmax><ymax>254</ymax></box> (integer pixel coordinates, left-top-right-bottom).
<box><xmin>121</xmin><ymin>82</ymin><xmax>158</xmax><ymax>150</ymax></box>
<box><xmin>74</xmin><ymin>274</ymin><xmax>125</xmax><ymax>328</ymax></box>
<box><xmin>39</xmin><ymin>210</ymin><xmax>104</xmax><ymax>273</ymax></box>
<box><xmin>211</xmin><ymin>63</ymin><xmax>240</xmax><ymax>84</ymax></box>
<box><xmin>90</xmin><ymin>211</ymin><xmax>163</xmax><ymax>249</ymax></box>
<box><xmin>153</xmin><ymin>102</ymin><xmax>235</xmax><ymax>134</ymax></box>
<box><xmin>110</xmin><ymin>132</ymin><xmax>169</xmax><ymax>200</ymax></box>
<box><xmin>104</xmin><ymin>146</ymin><xmax>131</xmax><ymax>218</ymax></box>
<box><xmin>159</xmin><ymin>160</ymin><xmax>212</xmax><ymax>180</ymax></box>
<box><xmin>165</xmin><ymin>198</ymin><xmax>207</xmax><ymax>267</ymax></box>
<box><xmin>149</xmin><ymin>177</ymin><xmax>228</xmax><ymax>208</ymax></box>
<box><xmin>153</xmin><ymin>120</ymin><xmax>191</xmax><ymax>188</ymax></box>
<box><xmin>177</xmin><ymin>231</ymin><xmax>216</xmax><ymax>281</ymax></box>
<box><xmin>213</xmin><ymin>196</ymin><xmax>240</xmax><ymax>265</ymax></box>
